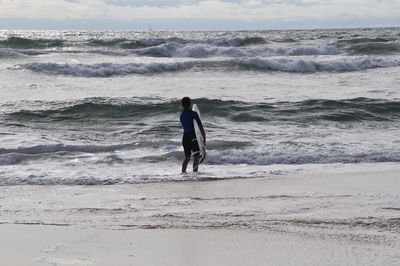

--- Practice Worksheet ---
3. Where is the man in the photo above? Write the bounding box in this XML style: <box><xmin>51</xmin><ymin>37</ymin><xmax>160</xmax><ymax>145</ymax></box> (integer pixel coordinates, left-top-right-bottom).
<box><xmin>180</xmin><ymin>97</ymin><xmax>206</xmax><ymax>173</ymax></box>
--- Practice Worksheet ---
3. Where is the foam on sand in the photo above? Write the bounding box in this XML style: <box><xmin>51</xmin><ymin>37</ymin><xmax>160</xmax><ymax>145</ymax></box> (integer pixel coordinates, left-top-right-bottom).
<box><xmin>1</xmin><ymin>169</ymin><xmax>400</xmax><ymax>265</ymax></box>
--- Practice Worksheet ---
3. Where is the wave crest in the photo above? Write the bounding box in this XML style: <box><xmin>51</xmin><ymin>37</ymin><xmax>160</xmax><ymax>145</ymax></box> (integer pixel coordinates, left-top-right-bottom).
<box><xmin>236</xmin><ymin>56</ymin><xmax>400</xmax><ymax>73</ymax></box>
<box><xmin>19</xmin><ymin>56</ymin><xmax>399</xmax><ymax>77</ymax></box>
<box><xmin>21</xmin><ymin>62</ymin><xmax>188</xmax><ymax>77</ymax></box>
<box><xmin>134</xmin><ymin>43</ymin><xmax>339</xmax><ymax>58</ymax></box>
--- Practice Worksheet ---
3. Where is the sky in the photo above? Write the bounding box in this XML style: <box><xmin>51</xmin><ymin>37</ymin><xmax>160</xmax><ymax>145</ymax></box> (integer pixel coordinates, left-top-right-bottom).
<box><xmin>0</xmin><ymin>0</ymin><xmax>399</xmax><ymax>30</ymax></box>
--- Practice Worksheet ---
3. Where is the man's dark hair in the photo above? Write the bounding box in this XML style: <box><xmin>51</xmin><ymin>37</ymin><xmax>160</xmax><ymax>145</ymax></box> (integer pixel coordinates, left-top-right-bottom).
<box><xmin>181</xmin><ymin>97</ymin><xmax>191</xmax><ymax>109</ymax></box>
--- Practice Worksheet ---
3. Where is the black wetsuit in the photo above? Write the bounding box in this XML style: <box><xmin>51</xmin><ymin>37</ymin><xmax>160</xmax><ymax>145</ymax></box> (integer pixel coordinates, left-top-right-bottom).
<box><xmin>180</xmin><ymin>108</ymin><xmax>202</xmax><ymax>157</ymax></box>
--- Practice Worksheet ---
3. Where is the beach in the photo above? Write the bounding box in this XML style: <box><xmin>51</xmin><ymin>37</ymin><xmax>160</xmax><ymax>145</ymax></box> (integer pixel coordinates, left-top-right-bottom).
<box><xmin>1</xmin><ymin>168</ymin><xmax>400</xmax><ymax>265</ymax></box>
<box><xmin>3</xmin><ymin>225</ymin><xmax>399</xmax><ymax>266</ymax></box>
<box><xmin>1</xmin><ymin>28</ymin><xmax>400</xmax><ymax>265</ymax></box>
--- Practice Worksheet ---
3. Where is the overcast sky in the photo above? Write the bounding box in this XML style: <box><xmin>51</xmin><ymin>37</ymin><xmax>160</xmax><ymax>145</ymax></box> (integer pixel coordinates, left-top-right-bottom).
<box><xmin>0</xmin><ymin>0</ymin><xmax>399</xmax><ymax>30</ymax></box>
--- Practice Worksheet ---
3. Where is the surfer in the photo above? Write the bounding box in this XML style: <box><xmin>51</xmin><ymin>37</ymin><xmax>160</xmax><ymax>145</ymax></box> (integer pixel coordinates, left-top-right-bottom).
<box><xmin>180</xmin><ymin>97</ymin><xmax>206</xmax><ymax>173</ymax></box>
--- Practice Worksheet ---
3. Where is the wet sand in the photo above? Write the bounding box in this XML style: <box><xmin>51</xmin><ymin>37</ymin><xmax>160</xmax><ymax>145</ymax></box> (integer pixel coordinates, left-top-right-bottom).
<box><xmin>1</xmin><ymin>169</ymin><xmax>400</xmax><ymax>265</ymax></box>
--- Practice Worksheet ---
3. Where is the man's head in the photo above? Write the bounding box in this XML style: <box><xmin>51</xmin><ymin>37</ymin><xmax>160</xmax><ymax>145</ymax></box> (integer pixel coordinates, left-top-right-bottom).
<box><xmin>181</xmin><ymin>97</ymin><xmax>191</xmax><ymax>109</ymax></box>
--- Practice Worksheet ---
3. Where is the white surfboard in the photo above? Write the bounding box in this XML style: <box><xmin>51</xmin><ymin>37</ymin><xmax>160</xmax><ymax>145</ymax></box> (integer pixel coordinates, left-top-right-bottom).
<box><xmin>192</xmin><ymin>104</ymin><xmax>206</xmax><ymax>163</ymax></box>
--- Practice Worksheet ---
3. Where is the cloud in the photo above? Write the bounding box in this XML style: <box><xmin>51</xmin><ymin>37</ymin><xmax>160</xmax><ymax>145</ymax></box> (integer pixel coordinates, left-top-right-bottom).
<box><xmin>0</xmin><ymin>0</ymin><xmax>399</xmax><ymax>23</ymax></box>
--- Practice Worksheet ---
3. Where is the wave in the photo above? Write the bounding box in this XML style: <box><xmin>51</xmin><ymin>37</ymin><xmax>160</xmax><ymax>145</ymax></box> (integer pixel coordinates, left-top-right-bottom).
<box><xmin>3</xmin><ymin>145</ymin><xmax>400</xmax><ymax>170</ymax></box>
<box><xmin>134</xmin><ymin>145</ymin><xmax>400</xmax><ymax>166</ymax></box>
<box><xmin>133</xmin><ymin>43</ymin><xmax>339</xmax><ymax>58</ymax></box>
<box><xmin>0</xmin><ymin>36</ymin><xmax>265</xmax><ymax>50</ymax></box>
<box><xmin>272</xmin><ymin>38</ymin><xmax>298</xmax><ymax>43</ymax></box>
<box><xmin>336</xmin><ymin>37</ymin><xmax>400</xmax><ymax>55</ymax></box>
<box><xmin>2</xmin><ymin>31</ymin><xmax>400</xmax><ymax>59</ymax></box>
<box><xmin>21</xmin><ymin>61</ymin><xmax>188</xmax><ymax>77</ymax></box>
<box><xmin>0</xmin><ymin>143</ymin><xmax>135</xmax><ymax>156</ymax></box>
<box><xmin>235</xmin><ymin>56</ymin><xmax>400</xmax><ymax>73</ymax></box>
<box><xmin>0</xmin><ymin>175</ymin><xmax>127</xmax><ymax>186</ymax></box>
<box><xmin>6</xmin><ymin>97</ymin><xmax>400</xmax><ymax>123</ymax></box>
<box><xmin>338</xmin><ymin>37</ymin><xmax>393</xmax><ymax>45</ymax></box>
<box><xmin>85</xmin><ymin>36</ymin><xmax>267</xmax><ymax>49</ymax></box>
<box><xmin>347</xmin><ymin>42</ymin><xmax>400</xmax><ymax>55</ymax></box>
<box><xmin>0</xmin><ymin>142</ymin><xmax>158</xmax><ymax>166</ymax></box>
<box><xmin>0</xmin><ymin>140</ymin><xmax>252</xmax><ymax>166</ymax></box>
<box><xmin>6</xmin><ymin>100</ymin><xmax>181</xmax><ymax>120</ymax></box>
<box><xmin>5</xmin><ymin>39</ymin><xmax>399</xmax><ymax>60</ymax></box>
<box><xmin>86</xmin><ymin>37</ymin><xmax>186</xmax><ymax>49</ymax></box>
<box><xmin>19</xmin><ymin>56</ymin><xmax>400</xmax><ymax>77</ymax></box>
<box><xmin>2</xmin><ymin>140</ymin><xmax>400</xmax><ymax>172</ymax></box>
<box><xmin>204</xmin><ymin>150</ymin><xmax>400</xmax><ymax>165</ymax></box>
<box><xmin>1</xmin><ymin>35</ymin><xmax>339</xmax><ymax>59</ymax></box>
<box><xmin>2</xmin><ymin>43</ymin><xmax>340</xmax><ymax>59</ymax></box>
<box><xmin>0</xmin><ymin>139</ymin><xmax>193</xmax><ymax>157</ymax></box>
<box><xmin>0</xmin><ymin>37</ymin><xmax>64</xmax><ymax>49</ymax></box>
<box><xmin>119</xmin><ymin>36</ymin><xmax>266</xmax><ymax>49</ymax></box>
<box><xmin>199</xmin><ymin>97</ymin><xmax>400</xmax><ymax>123</ymax></box>
<box><xmin>0</xmin><ymin>49</ymin><xmax>27</xmax><ymax>58</ymax></box>
<box><xmin>7</xmin><ymin>43</ymin><xmax>398</xmax><ymax>59</ymax></box>
<box><xmin>0</xmin><ymin>143</ymin><xmax>132</xmax><ymax>166</ymax></box>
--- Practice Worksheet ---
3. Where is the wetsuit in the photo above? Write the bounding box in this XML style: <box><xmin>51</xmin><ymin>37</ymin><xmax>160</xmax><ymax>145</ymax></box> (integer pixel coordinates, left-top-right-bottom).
<box><xmin>180</xmin><ymin>108</ymin><xmax>202</xmax><ymax>157</ymax></box>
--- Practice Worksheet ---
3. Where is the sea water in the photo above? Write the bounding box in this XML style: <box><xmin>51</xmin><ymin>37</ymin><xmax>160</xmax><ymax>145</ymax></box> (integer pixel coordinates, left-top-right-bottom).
<box><xmin>1</xmin><ymin>29</ymin><xmax>400</xmax><ymax>235</ymax></box>
<box><xmin>1</xmin><ymin>28</ymin><xmax>400</xmax><ymax>185</ymax></box>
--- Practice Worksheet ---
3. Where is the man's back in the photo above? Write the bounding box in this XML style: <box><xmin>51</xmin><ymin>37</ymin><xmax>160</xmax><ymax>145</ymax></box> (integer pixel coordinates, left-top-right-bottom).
<box><xmin>180</xmin><ymin>109</ymin><xmax>202</xmax><ymax>134</ymax></box>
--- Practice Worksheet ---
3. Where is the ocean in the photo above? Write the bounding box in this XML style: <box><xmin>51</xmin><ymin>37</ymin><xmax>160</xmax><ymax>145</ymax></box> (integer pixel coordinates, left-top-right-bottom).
<box><xmin>1</xmin><ymin>28</ymin><xmax>400</xmax><ymax>185</ymax></box>
<box><xmin>1</xmin><ymin>28</ymin><xmax>400</xmax><ymax>232</ymax></box>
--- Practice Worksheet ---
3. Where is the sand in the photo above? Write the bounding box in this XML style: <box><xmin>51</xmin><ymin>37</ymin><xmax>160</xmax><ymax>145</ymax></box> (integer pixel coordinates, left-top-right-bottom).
<box><xmin>2</xmin><ymin>224</ymin><xmax>399</xmax><ymax>266</ymax></box>
<box><xmin>1</xmin><ymin>168</ymin><xmax>400</xmax><ymax>265</ymax></box>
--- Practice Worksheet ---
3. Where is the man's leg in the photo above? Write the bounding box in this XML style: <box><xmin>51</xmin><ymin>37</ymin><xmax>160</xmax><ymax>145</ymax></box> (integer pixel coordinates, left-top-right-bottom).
<box><xmin>193</xmin><ymin>155</ymin><xmax>200</xmax><ymax>172</ymax></box>
<box><xmin>182</xmin><ymin>156</ymin><xmax>190</xmax><ymax>173</ymax></box>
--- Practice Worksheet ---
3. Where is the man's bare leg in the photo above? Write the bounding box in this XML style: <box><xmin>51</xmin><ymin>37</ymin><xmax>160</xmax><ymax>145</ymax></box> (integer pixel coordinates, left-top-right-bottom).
<box><xmin>182</xmin><ymin>156</ymin><xmax>190</xmax><ymax>173</ymax></box>
<box><xmin>193</xmin><ymin>155</ymin><xmax>200</xmax><ymax>172</ymax></box>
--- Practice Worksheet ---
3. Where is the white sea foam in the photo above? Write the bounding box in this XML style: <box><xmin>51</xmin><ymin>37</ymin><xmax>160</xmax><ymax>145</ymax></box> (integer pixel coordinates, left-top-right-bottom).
<box><xmin>0</xmin><ymin>48</ymin><xmax>27</xmax><ymax>58</ymax></box>
<box><xmin>20</xmin><ymin>56</ymin><xmax>399</xmax><ymax>77</ymax></box>
<box><xmin>0</xmin><ymin>143</ymin><xmax>134</xmax><ymax>156</ymax></box>
<box><xmin>21</xmin><ymin>62</ymin><xmax>188</xmax><ymax>77</ymax></box>
<box><xmin>204</xmin><ymin>149</ymin><xmax>400</xmax><ymax>165</ymax></box>
<box><xmin>3</xmin><ymin>140</ymin><xmax>399</xmax><ymax>167</ymax></box>
<box><xmin>237</xmin><ymin>56</ymin><xmax>400</xmax><ymax>72</ymax></box>
<box><xmin>135</xmin><ymin>43</ymin><xmax>340</xmax><ymax>58</ymax></box>
<box><xmin>3</xmin><ymin>43</ymin><xmax>340</xmax><ymax>58</ymax></box>
<box><xmin>0</xmin><ymin>153</ymin><xmax>28</xmax><ymax>165</ymax></box>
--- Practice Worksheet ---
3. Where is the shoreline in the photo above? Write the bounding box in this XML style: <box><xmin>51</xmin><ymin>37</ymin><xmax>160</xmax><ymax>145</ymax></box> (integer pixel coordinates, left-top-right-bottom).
<box><xmin>1</xmin><ymin>169</ymin><xmax>400</xmax><ymax>265</ymax></box>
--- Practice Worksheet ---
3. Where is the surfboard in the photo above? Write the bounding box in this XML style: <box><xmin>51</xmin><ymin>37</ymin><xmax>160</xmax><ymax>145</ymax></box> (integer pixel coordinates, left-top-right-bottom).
<box><xmin>192</xmin><ymin>104</ymin><xmax>206</xmax><ymax>163</ymax></box>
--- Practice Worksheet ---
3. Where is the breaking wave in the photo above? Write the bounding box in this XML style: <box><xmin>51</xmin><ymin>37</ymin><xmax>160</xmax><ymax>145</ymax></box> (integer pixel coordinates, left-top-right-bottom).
<box><xmin>235</xmin><ymin>56</ymin><xmax>400</xmax><ymax>73</ymax></box>
<box><xmin>0</xmin><ymin>143</ymin><xmax>134</xmax><ymax>157</ymax></box>
<box><xmin>2</xmin><ymin>143</ymin><xmax>400</xmax><ymax>176</ymax></box>
<box><xmin>0</xmin><ymin>36</ymin><xmax>266</xmax><ymax>50</ymax></box>
<box><xmin>205</xmin><ymin>150</ymin><xmax>400</xmax><ymax>165</ymax></box>
<box><xmin>132</xmin><ymin>43</ymin><xmax>339</xmax><ymax>58</ymax></box>
<box><xmin>19</xmin><ymin>56</ymin><xmax>400</xmax><ymax>77</ymax></box>
<box><xmin>21</xmin><ymin>62</ymin><xmax>189</xmax><ymax>76</ymax></box>
<box><xmin>2</xmin><ymin>31</ymin><xmax>400</xmax><ymax>61</ymax></box>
